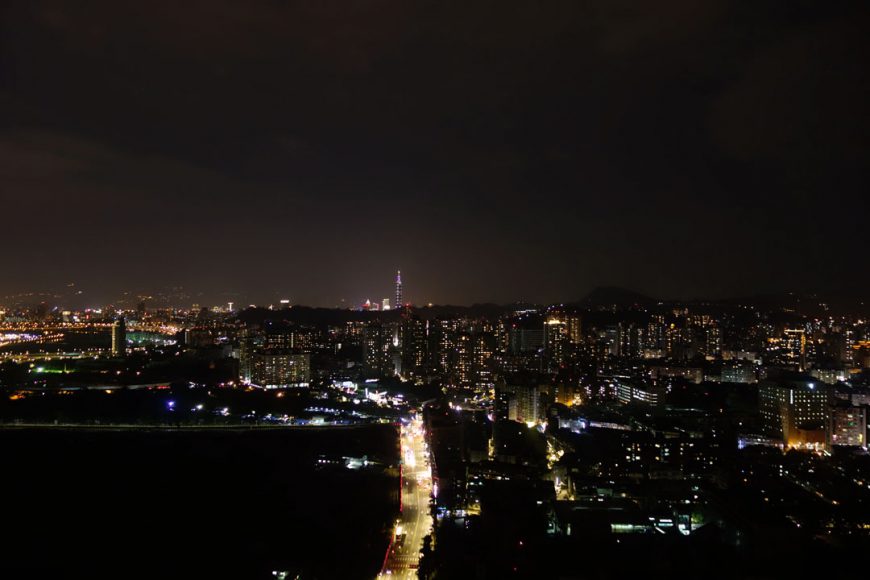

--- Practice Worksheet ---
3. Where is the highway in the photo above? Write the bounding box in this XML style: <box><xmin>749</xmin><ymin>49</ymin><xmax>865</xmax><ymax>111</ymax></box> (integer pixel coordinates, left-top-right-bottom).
<box><xmin>378</xmin><ymin>415</ymin><xmax>432</xmax><ymax>579</ymax></box>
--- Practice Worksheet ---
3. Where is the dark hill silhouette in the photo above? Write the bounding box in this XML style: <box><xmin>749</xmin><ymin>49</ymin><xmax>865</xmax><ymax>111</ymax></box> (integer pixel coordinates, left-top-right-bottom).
<box><xmin>574</xmin><ymin>286</ymin><xmax>656</xmax><ymax>309</ymax></box>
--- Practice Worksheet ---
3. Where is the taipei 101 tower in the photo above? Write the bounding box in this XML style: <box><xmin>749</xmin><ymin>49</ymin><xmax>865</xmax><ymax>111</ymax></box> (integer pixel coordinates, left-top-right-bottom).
<box><xmin>395</xmin><ymin>270</ymin><xmax>403</xmax><ymax>309</ymax></box>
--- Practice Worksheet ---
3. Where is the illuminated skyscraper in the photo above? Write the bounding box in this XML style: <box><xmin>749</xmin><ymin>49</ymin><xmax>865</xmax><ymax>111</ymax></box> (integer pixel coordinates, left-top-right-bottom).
<box><xmin>111</xmin><ymin>317</ymin><xmax>126</xmax><ymax>358</ymax></box>
<box><xmin>395</xmin><ymin>270</ymin><xmax>403</xmax><ymax>308</ymax></box>
<box><xmin>783</xmin><ymin>328</ymin><xmax>807</xmax><ymax>371</ymax></box>
<box><xmin>544</xmin><ymin>317</ymin><xmax>569</xmax><ymax>367</ymax></box>
<box><xmin>401</xmin><ymin>313</ymin><xmax>427</xmax><ymax>379</ymax></box>
<box><xmin>237</xmin><ymin>329</ymin><xmax>256</xmax><ymax>384</ymax></box>
<box><xmin>454</xmin><ymin>332</ymin><xmax>494</xmax><ymax>393</ymax></box>
<box><xmin>363</xmin><ymin>324</ymin><xmax>393</xmax><ymax>377</ymax></box>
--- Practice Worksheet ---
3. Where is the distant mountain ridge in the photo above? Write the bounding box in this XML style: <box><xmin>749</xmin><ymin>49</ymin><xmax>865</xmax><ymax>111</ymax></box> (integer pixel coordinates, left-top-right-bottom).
<box><xmin>572</xmin><ymin>286</ymin><xmax>657</xmax><ymax>309</ymax></box>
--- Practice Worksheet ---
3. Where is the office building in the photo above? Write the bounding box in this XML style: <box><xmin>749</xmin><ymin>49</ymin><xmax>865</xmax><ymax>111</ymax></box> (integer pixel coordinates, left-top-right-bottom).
<box><xmin>759</xmin><ymin>376</ymin><xmax>831</xmax><ymax>451</ymax></box>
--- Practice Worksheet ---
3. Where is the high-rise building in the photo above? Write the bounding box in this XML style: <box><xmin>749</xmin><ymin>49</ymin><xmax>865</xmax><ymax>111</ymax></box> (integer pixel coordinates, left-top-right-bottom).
<box><xmin>704</xmin><ymin>326</ymin><xmax>722</xmax><ymax>358</ymax></box>
<box><xmin>264</xmin><ymin>329</ymin><xmax>293</xmax><ymax>350</ymax></box>
<box><xmin>184</xmin><ymin>328</ymin><xmax>214</xmax><ymax>348</ymax></box>
<box><xmin>344</xmin><ymin>321</ymin><xmax>366</xmax><ymax>347</ymax></box>
<box><xmin>401</xmin><ymin>313</ymin><xmax>427</xmax><ymax>379</ymax></box>
<box><xmin>362</xmin><ymin>324</ymin><xmax>393</xmax><ymax>376</ymax></box>
<box><xmin>643</xmin><ymin>317</ymin><xmax>666</xmax><ymax>355</ymax></box>
<box><xmin>111</xmin><ymin>317</ymin><xmax>126</xmax><ymax>358</ymax></box>
<box><xmin>759</xmin><ymin>376</ymin><xmax>831</xmax><ymax>451</ymax></box>
<box><xmin>508</xmin><ymin>325</ymin><xmax>544</xmax><ymax>354</ymax></box>
<box><xmin>831</xmin><ymin>405</ymin><xmax>866</xmax><ymax>447</ymax></box>
<box><xmin>809</xmin><ymin>368</ymin><xmax>846</xmax><ymax>385</ymax></box>
<box><xmin>721</xmin><ymin>362</ymin><xmax>756</xmax><ymax>384</ymax></box>
<box><xmin>454</xmin><ymin>332</ymin><xmax>494</xmax><ymax>393</ymax></box>
<box><xmin>544</xmin><ymin>318</ymin><xmax>569</xmax><ymax>368</ymax></box>
<box><xmin>395</xmin><ymin>270</ymin><xmax>403</xmax><ymax>309</ymax></box>
<box><xmin>427</xmin><ymin>318</ymin><xmax>456</xmax><ymax>375</ymax></box>
<box><xmin>291</xmin><ymin>328</ymin><xmax>318</xmax><ymax>353</ymax></box>
<box><xmin>544</xmin><ymin>311</ymin><xmax>582</xmax><ymax>358</ymax></box>
<box><xmin>237</xmin><ymin>330</ymin><xmax>256</xmax><ymax>384</ymax></box>
<box><xmin>843</xmin><ymin>329</ymin><xmax>855</xmax><ymax>365</ymax></box>
<box><xmin>264</xmin><ymin>327</ymin><xmax>317</xmax><ymax>353</ymax></box>
<box><xmin>497</xmin><ymin>376</ymin><xmax>542</xmax><ymax>425</ymax></box>
<box><xmin>493</xmin><ymin>388</ymin><xmax>513</xmax><ymax>422</ymax></box>
<box><xmin>251</xmin><ymin>351</ymin><xmax>310</xmax><ymax>387</ymax></box>
<box><xmin>598</xmin><ymin>325</ymin><xmax>621</xmax><ymax>357</ymax></box>
<box><xmin>618</xmin><ymin>322</ymin><xmax>641</xmax><ymax>358</ymax></box>
<box><xmin>782</xmin><ymin>328</ymin><xmax>807</xmax><ymax>371</ymax></box>
<box><xmin>554</xmin><ymin>381</ymin><xmax>582</xmax><ymax>406</ymax></box>
<box><xmin>514</xmin><ymin>382</ymin><xmax>540</xmax><ymax>424</ymax></box>
<box><xmin>567</xmin><ymin>314</ymin><xmax>582</xmax><ymax>345</ymax></box>
<box><xmin>454</xmin><ymin>333</ymin><xmax>474</xmax><ymax>389</ymax></box>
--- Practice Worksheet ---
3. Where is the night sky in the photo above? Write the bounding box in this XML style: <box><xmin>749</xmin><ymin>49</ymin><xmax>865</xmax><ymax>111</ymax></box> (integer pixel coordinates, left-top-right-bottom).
<box><xmin>2</xmin><ymin>1</ymin><xmax>868</xmax><ymax>307</ymax></box>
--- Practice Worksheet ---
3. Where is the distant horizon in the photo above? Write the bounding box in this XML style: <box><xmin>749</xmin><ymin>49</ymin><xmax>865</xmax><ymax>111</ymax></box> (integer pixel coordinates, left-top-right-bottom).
<box><xmin>2</xmin><ymin>283</ymin><xmax>867</xmax><ymax>313</ymax></box>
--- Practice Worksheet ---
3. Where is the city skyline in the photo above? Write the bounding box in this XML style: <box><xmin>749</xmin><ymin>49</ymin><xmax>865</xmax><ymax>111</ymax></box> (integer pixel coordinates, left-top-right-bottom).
<box><xmin>3</xmin><ymin>248</ymin><xmax>870</xmax><ymax>579</ymax></box>
<box><xmin>3</xmin><ymin>279</ymin><xmax>869</xmax><ymax>314</ymax></box>
<box><xmin>2</xmin><ymin>277</ymin><xmax>869</xmax><ymax>315</ymax></box>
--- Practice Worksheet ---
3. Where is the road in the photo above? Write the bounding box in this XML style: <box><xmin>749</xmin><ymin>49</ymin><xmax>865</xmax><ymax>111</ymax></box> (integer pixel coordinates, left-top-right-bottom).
<box><xmin>378</xmin><ymin>415</ymin><xmax>432</xmax><ymax>579</ymax></box>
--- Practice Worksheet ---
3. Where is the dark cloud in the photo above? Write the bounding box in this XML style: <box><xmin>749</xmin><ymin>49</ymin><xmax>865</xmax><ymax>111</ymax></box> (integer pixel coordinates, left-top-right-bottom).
<box><xmin>1</xmin><ymin>0</ymin><xmax>867</xmax><ymax>306</ymax></box>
